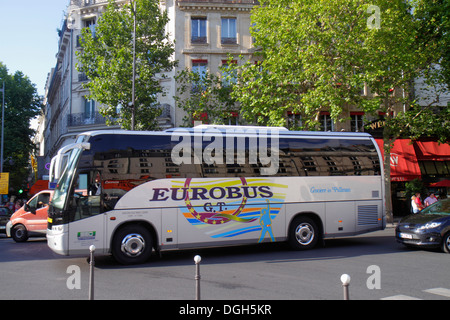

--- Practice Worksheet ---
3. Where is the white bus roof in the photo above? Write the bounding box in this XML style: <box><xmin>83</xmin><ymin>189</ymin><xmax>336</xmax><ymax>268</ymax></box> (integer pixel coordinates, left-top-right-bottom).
<box><xmin>76</xmin><ymin>127</ymin><xmax>374</xmax><ymax>140</ymax></box>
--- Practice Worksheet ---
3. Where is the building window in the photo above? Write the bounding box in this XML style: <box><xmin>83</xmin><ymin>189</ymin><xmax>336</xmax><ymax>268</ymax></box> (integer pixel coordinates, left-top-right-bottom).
<box><xmin>84</xmin><ymin>98</ymin><xmax>96</xmax><ymax>123</ymax></box>
<box><xmin>191</xmin><ymin>17</ymin><xmax>207</xmax><ymax>44</ymax></box>
<box><xmin>351</xmin><ymin>112</ymin><xmax>365</xmax><ymax>132</ymax></box>
<box><xmin>221</xmin><ymin>60</ymin><xmax>237</xmax><ymax>86</ymax></box>
<box><xmin>224</xmin><ymin>111</ymin><xmax>239</xmax><ymax>125</ymax></box>
<box><xmin>320</xmin><ymin>112</ymin><xmax>335</xmax><ymax>131</ymax></box>
<box><xmin>191</xmin><ymin>60</ymin><xmax>208</xmax><ymax>93</ymax></box>
<box><xmin>83</xmin><ymin>18</ymin><xmax>96</xmax><ymax>37</ymax></box>
<box><xmin>192</xmin><ymin>60</ymin><xmax>207</xmax><ymax>74</ymax></box>
<box><xmin>221</xmin><ymin>18</ymin><xmax>237</xmax><ymax>44</ymax></box>
<box><xmin>287</xmin><ymin>112</ymin><xmax>302</xmax><ymax>130</ymax></box>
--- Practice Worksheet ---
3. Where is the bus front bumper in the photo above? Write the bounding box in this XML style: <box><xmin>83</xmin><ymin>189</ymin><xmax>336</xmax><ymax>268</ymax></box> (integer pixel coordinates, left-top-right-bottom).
<box><xmin>47</xmin><ymin>225</ymin><xmax>69</xmax><ymax>256</ymax></box>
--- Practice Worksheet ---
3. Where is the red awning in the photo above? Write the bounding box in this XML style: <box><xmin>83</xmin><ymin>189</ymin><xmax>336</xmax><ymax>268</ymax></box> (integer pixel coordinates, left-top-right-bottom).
<box><xmin>376</xmin><ymin>139</ymin><xmax>421</xmax><ymax>182</ymax></box>
<box><xmin>413</xmin><ymin>140</ymin><xmax>450</xmax><ymax>161</ymax></box>
<box><xmin>29</xmin><ymin>180</ymin><xmax>49</xmax><ymax>196</ymax></box>
<box><xmin>430</xmin><ymin>180</ymin><xmax>450</xmax><ymax>187</ymax></box>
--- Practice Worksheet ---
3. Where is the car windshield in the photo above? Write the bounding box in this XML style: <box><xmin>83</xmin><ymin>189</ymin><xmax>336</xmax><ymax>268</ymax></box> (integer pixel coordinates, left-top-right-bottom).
<box><xmin>421</xmin><ymin>198</ymin><xmax>450</xmax><ymax>215</ymax></box>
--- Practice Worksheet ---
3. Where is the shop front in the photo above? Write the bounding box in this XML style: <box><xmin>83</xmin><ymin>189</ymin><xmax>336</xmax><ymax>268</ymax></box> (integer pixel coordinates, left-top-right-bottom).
<box><xmin>375</xmin><ymin>138</ymin><xmax>450</xmax><ymax>216</ymax></box>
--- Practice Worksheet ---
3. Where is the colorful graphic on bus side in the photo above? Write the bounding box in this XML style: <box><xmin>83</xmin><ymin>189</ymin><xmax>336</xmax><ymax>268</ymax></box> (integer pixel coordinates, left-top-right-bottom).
<box><xmin>169</xmin><ymin>178</ymin><xmax>288</xmax><ymax>241</ymax></box>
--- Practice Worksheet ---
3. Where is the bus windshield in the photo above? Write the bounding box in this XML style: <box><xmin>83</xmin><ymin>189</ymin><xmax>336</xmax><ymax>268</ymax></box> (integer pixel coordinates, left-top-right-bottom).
<box><xmin>52</xmin><ymin>147</ymin><xmax>83</xmax><ymax>210</ymax></box>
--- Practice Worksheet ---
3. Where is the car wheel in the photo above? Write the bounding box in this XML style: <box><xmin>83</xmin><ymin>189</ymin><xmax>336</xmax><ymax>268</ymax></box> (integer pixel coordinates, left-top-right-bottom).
<box><xmin>11</xmin><ymin>224</ymin><xmax>28</xmax><ymax>242</ymax></box>
<box><xmin>288</xmin><ymin>216</ymin><xmax>319</xmax><ymax>250</ymax></box>
<box><xmin>442</xmin><ymin>232</ymin><xmax>450</xmax><ymax>253</ymax></box>
<box><xmin>112</xmin><ymin>225</ymin><xmax>153</xmax><ymax>265</ymax></box>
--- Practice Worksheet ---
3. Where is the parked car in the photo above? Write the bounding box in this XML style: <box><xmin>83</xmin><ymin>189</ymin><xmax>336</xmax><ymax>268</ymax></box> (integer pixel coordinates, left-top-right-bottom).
<box><xmin>396</xmin><ymin>198</ymin><xmax>450</xmax><ymax>253</ymax></box>
<box><xmin>6</xmin><ymin>190</ymin><xmax>54</xmax><ymax>242</ymax></box>
<box><xmin>0</xmin><ymin>206</ymin><xmax>13</xmax><ymax>234</ymax></box>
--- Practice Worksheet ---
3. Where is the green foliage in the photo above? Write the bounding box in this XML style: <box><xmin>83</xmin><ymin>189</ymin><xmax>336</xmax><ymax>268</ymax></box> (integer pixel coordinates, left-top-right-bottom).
<box><xmin>174</xmin><ymin>68</ymin><xmax>238</xmax><ymax>126</ymax></box>
<box><xmin>405</xmin><ymin>178</ymin><xmax>426</xmax><ymax>199</ymax></box>
<box><xmin>228</xmin><ymin>0</ymin><xmax>449</xmax><ymax>222</ymax></box>
<box><xmin>413</xmin><ymin>0</ymin><xmax>450</xmax><ymax>88</ymax></box>
<box><xmin>229</xmin><ymin>0</ymin><xmax>448</xmax><ymax>136</ymax></box>
<box><xmin>0</xmin><ymin>62</ymin><xmax>42</xmax><ymax>195</ymax></box>
<box><xmin>76</xmin><ymin>0</ymin><xmax>176</xmax><ymax>130</ymax></box>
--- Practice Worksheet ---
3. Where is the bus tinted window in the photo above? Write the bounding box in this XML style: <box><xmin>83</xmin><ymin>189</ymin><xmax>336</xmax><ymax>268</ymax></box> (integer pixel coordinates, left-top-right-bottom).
<box><xmin>75</xmin><ymin>134</ymin><xmax>379</xmax><ymax>207</ymax></box>
<box><xmin>284</xmin><ymin>138</ymin><xmax>380</xmax><ymax>177</ymax></box>
<box><xmin>80</xmin><ymin>133</ymin><xmax>380</xmax><ymax>180</ymax></box>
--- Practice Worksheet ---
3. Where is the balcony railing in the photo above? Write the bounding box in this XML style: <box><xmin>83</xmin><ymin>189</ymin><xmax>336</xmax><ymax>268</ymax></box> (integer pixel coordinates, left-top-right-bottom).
<box><xmin>67</xmin><ymin>112</ymin><xmax>107</xmax><ymax>127</ymax></box>
<box><xmin>70</xmin><ymin>0</ymin><xmax>110</xmax><ymax>7</ymax></box>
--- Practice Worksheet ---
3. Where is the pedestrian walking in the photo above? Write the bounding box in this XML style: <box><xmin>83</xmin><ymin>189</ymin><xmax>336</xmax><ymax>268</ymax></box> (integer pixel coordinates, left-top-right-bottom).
<box><xmin>424</xmin><ymin>192</ymin><xmax>438</xmax><ymax>207</ymax></box>
<box><xmin>411</xmin><ymin>192</ymin><xmax>423</xmax><ymax>213</ymax></box>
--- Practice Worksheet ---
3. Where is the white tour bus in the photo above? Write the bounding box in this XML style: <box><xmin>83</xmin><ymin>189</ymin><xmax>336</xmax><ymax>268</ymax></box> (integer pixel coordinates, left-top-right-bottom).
<box><xmin>47</xmin><ymin>125</ymin><xmax>385</xmax><ymax>264</ymax></box>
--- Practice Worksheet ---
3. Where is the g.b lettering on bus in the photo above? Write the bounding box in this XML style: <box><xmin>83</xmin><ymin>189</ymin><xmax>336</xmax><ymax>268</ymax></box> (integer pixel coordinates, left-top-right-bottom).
<box><xmin>170</xmin><ymin>127</ymin><xmax>280</xmax><ymax>176</ymax></box>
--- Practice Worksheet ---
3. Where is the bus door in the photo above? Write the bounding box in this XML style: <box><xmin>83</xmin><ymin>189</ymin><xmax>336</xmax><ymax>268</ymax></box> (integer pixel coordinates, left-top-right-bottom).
<box><xmin>66</xmin><ymin>171</ymin><xmax>105</xmax><ymax>254</ymax></box>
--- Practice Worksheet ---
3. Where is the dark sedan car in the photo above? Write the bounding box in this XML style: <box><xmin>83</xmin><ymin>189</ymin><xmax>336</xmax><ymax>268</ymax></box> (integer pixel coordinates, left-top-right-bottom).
<box><xmin>0</xmin><ymin>206</ymin><xmax>12</xmax><ymax>234</ymax></box>
<box><xmin>396</xmin><ymin>198</ymin><xmax>450</xmax><ymax>253</ymax></box>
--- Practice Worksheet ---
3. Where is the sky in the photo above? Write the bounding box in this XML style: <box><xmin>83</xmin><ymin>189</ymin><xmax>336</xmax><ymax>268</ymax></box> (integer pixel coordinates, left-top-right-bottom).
<box><xmin>0</xmin><ymin>0</ymin><xmax>69</xmax><ymax>96</ymax></box>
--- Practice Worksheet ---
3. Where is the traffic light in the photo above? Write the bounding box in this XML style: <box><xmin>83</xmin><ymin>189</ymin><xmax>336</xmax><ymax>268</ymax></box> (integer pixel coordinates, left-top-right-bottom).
<box><xmin>18</xmin><ymin>189</ymin><xmax>24</xmax><ymax>194</ymax></box>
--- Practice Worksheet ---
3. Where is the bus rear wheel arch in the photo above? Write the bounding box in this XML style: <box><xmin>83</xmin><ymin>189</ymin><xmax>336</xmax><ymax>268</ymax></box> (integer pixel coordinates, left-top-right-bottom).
<box><xmin>111</xmin><ymin>223</ymin><xmax>155</xmax><ymax>265</ymax></box>
<box><xmin>288</xmin><ymin>214</ymin><xmax>322</xmax><ymax>250</ymax></box>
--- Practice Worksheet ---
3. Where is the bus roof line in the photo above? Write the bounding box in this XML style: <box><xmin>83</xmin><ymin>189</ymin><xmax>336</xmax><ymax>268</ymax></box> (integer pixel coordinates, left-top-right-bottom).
<box><xmin>77</xmin><ymin>128</ymin><xmax>374</xmax><ymax>139</ymax></box>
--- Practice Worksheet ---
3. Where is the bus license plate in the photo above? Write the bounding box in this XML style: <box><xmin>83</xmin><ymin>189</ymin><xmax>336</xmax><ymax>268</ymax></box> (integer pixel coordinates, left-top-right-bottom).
<box><xmin>399</xmin><ymin>233</ymin><xmax>413</xmax><ymax>239</ymax></box>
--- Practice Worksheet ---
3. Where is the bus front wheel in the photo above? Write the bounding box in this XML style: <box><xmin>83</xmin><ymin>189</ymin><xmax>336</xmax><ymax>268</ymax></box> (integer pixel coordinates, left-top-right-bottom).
<box><xmin>288</xmin><ymin>216</ymin><xmax>319</xmax><ymax>250</ymax></box>
<box><xmin>112</xmin><ymin>225</ymin><xmax>153</xmax><ymax>265</ymax></box>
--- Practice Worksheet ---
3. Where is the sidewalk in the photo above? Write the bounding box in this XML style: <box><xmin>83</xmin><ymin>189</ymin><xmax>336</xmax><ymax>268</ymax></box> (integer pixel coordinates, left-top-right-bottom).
<box><xmin>385</xmin><ymin>216</ymin><xmax>402</xmax><ymax>228</ymax></box>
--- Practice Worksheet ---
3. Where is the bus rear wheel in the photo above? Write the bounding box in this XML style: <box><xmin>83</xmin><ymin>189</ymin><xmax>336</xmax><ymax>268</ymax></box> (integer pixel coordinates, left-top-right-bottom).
<box><xmin>288</xmin><ymin>217</ymin><xmax>319</xmax><ymax>250</ymax></box>
<box><xmin>112</xmin><ymin>225</ymin><xmax>153</xmax><ymax>265</ymax></box>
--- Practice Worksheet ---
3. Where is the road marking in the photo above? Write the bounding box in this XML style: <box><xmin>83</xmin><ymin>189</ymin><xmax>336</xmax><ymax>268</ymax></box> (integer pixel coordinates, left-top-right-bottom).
<box><xmin>381</xmin><ymin>295</ymin><xmax>422</xmax><ymax>300</ymax></box>
<box><xmin>423</xmin><ymin>288</ymin><xmax>450</xmax><ymax>298</ymax></box>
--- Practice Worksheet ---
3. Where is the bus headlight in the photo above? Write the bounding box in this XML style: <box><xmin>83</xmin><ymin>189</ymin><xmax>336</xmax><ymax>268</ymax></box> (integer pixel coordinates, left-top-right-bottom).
<box><xmin>52</xmin><ymin>225</ymin><xmax>66</xmax><ymax>235</ymax></box>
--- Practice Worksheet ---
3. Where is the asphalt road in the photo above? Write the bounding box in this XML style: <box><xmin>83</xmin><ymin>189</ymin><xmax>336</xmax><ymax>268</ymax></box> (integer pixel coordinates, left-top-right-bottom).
<box><xmin>1</xmin><ymin>225</ymin><xmax>449</xmax><ymax>301</ymax></box>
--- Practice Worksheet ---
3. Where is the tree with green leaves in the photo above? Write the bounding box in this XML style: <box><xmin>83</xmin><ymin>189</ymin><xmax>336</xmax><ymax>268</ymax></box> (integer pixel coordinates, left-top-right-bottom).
<box><xmin>76</xmin><ymin>0</ymin><xmax>176</xmax><ymax>130</ymax></box>
<box><xmin>0</xmin><ymin>62</ymin><xmax>42</xmax><ymax>196</ymax></box>
<box><xmin>175</xmin><ymin>68</ymin><xmax>238</xmax><ymax>126</ymax></box>
<box><xmin>413</xmin><ymin>0</ymin><xmax>450</xmax><ymax>88</ymax></box>
<box><xmin>230</xmin><ymin>0</ymin><xmax>449</xmax><ymax>222</ymax></box>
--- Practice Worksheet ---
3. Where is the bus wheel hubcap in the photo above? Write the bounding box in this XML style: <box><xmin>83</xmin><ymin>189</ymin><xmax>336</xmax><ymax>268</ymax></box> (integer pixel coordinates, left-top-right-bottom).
<box><xmin>295</xmin><ymin>223</ymin><xmax>314</xmax><ymax>245</ymax></box>
<box><xmin>121</xmin><ymin>234</ymin><xmax>145</xmax><ymax>257</ymax></box>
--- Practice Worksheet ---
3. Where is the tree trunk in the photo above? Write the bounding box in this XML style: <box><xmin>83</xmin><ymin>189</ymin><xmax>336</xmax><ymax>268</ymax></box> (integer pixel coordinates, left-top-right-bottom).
<box><xmin>383</xmin><ymin>138</ymin><xmax>394</xmax><ymax>224</ymax></box>
<box><xmin>382</xmin><ymin>114</ymin><xmax>394</xmax><ymax>224</ymax></box>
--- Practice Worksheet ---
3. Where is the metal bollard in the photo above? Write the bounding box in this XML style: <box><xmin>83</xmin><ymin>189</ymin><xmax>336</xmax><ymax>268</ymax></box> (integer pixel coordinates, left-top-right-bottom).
<box><xmin>194</xmin><ymin>255</ymin><xmax>201</xmax><ymax>300</ymax></box>
<box><xmin>89</xmin><ymin>245</ymin><xmax>96</xmax><ymax>300</ymax></box>
<box><xmin>340</xmin><ymin>274</ymin><xmax>351</xmax><ymax>300</ymax></box>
